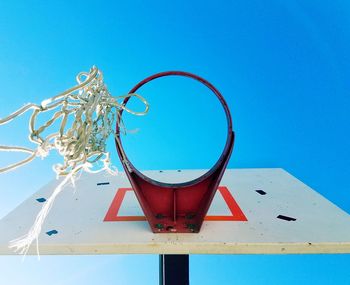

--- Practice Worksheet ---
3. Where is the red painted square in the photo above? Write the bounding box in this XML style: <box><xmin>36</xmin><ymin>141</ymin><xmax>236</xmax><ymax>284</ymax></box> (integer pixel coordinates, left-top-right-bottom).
<box><xmin>104</xmin><ymin>186</ymin><xmax>247</xmax><ymax>222</ymax></box>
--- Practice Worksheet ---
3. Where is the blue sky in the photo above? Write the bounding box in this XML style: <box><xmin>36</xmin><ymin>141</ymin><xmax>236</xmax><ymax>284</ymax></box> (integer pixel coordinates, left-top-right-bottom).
<box><xmin>0</xmin><ymin>1</ymin><xmax>349</xmax><ymax>284</ymax></box>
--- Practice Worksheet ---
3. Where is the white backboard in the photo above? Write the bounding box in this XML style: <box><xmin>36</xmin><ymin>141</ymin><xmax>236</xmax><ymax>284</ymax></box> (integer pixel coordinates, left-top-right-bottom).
<box><xmin>1</xmin><ymin>168</ymin><xmax>350</xmax><ymax>255</ymax></box>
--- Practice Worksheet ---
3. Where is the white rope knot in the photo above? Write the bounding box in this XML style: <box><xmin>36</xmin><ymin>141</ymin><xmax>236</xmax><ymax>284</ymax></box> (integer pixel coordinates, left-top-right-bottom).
<box><xmin>35</xmin><ymin>145</ymin><xmax>50</xmax><ymax>159</ymax></box>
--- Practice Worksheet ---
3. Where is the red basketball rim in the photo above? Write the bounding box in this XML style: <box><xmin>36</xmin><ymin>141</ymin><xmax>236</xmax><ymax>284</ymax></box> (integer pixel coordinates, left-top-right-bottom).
<box><xmin>115</xmin><ymin>71</ymin><xmax>234</xmax><ymax>188</ymax></box>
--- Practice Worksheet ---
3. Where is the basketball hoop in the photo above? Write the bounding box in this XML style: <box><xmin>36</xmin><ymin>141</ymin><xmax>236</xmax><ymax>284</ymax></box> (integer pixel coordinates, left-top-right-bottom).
<box><xmin>115</xmin><ymin>71</ymin><xmax>234</xmax><ymax>233</ymax></box>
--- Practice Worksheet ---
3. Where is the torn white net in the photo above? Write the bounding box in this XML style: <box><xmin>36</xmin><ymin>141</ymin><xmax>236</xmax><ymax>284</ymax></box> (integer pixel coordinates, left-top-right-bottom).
<box><xmin>0</xmin><ymin>66</ymin><xmax>149</xmax><ymax>256</ymax></box>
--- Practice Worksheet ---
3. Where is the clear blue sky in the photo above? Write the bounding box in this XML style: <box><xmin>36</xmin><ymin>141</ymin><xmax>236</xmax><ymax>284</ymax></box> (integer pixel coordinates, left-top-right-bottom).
<box><xmin>0</xmin><ymin>1</ymin><xmax>349</xmax><ymax>284</ymax></box>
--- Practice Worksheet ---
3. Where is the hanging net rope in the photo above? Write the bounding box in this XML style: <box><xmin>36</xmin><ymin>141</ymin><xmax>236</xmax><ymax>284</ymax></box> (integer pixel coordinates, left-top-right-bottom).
<box><xmin>0</xmin><ymin>66</ymin><xmax>149</xmax><ymax>256</ymax></box>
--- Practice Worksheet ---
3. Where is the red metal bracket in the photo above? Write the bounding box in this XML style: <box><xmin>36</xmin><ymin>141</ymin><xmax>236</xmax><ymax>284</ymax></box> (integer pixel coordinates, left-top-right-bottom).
<box><xmin>103</xmin><ymin>186</ymin><xmax>247</xmax><ymax>222</ymax></box>
<box><xmin>115</xmin><ymin>71</ymin><xmax>234</xmax><ymax>233</ymax></box>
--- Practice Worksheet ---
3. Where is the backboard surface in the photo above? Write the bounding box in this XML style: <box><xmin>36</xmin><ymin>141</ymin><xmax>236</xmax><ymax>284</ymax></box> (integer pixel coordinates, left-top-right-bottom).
<box><xmin>1</xmin><ymin>168</ymin><xmax>350</xmax><ymax>255</ymax></box>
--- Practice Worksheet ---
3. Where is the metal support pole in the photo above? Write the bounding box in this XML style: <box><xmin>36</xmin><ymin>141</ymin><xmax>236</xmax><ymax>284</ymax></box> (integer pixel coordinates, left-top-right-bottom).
<box><xmin>159</xmin><ymin>254</ymin><xmax>189</xmax><ymax>285</ymax></box>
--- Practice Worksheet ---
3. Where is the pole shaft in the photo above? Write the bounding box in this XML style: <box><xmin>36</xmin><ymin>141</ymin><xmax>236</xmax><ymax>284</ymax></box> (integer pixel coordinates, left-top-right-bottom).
<box><xmin>159</xmin><ymin>254</ymin><xmax>189</xmax><ymax>285</ymax></box>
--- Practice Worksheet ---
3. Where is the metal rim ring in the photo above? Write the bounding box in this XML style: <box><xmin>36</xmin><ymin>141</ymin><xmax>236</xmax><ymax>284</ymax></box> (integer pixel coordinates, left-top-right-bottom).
<box><xmin>115</xmin><ymin>71</ymin><xmax>234</xmax><ymax>187</ymax></box>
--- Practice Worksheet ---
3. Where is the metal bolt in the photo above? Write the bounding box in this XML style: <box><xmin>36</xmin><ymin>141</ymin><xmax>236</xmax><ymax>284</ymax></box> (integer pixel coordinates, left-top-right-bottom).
<box><xmin>156</xmin><ymin>214</ymin><xmax>164</xmax><ymax>219</ymax></box>
<box><xmin>186</xmin><ymin>224</ymin><xmax>197</xmax><ymax>232</ymax></box>
<box><xmin>185</xmin><ymin>213</ymin><xmax>196</xmax><ymax>220</ymax></box>
<box><xmin>155</xmin><ymin>223</ymin><xmax>164</xmax><ymax>229</ymax></box>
